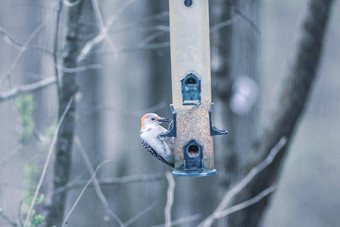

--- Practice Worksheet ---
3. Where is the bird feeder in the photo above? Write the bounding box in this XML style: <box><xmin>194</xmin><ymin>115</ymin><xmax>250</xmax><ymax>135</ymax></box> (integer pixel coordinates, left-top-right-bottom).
<box><xmin>161</xmin><ymin>0</ymin><xmax>227</xmax><ymax>177</ymax></box>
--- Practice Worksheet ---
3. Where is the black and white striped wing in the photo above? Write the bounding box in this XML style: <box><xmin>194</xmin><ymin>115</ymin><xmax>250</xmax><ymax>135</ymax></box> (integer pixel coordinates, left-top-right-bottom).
<box><xmin>140</xmin><ymin>137</ymin><xmax>174</xmax><ymax>168</ymax></box>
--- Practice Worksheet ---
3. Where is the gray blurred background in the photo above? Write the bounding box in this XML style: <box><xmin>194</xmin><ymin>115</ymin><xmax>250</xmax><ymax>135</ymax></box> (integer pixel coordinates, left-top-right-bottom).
<box><xmin>262</xmin><ymin>0</ymin><xmax>340</xmax><ymax>226</ymax></box>
<box><xmin>0</xmin><ymin>0</ymin><xmax>339</xmax><ymax>226</ymax></box>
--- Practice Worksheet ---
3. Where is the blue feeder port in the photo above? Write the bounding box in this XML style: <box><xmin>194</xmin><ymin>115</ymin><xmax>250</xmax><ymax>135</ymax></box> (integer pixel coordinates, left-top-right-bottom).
<box><xmin>173</xmin><ymin>139</ymin><xmax>216</xmax><ymax>177</ymax></box>
<box><xmin>181</xmin><ymin>73</ymin><xmax>201</xmax><ymax>105</ymax></box>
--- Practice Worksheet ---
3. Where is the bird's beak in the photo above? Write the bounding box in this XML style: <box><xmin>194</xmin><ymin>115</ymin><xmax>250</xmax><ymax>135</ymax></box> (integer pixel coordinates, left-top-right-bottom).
<box><xmin>157</xmin><ymin>117</ymin><xmax>171</xmax><ymax>122</ymax></box>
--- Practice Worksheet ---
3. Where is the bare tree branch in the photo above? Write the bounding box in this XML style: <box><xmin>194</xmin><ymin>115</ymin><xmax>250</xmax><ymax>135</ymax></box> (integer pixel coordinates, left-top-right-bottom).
<box><xmin>62</xmin><ymin>0</ymin><xmax>82</xmax><ymax>7</ymax></box>
<box><xmin>0</xmin><ymin>2</ymin><xmax>56</xmax><ymax>83</ymax></box>
<box><xmin>77</xmin><ymin>101</ymin><xmax>167</xmax><ymax>120</ymax></box>
<box><xmin>89</xmin><ymin>13</ymin><xmax>243</xmax><ymax>55</ymax></box>
<box><xmin>75</xmin><ymin>137</ymin><xmax>124</xmax><ymax>227</ymax></box>
<box><xmin>91</xmin><ymin>0</ymin><xmax>116</xmax><ymax>51</ymax></box>
<box><xmin>0</xmin><ymin>62</ymin><xmax>101</xmax><ymax>103</ymax></box>
<box><xmin>0</xmin><ymin>25</ymin><xmax>23</xmax><ymax>50</ymax></box>
<box><xmin>230</xmin><ymin>4</ymin><xmax>260</xmax><ymax>34</ymax></box>
<box><xmin>152</xmin><ymin>214</ymin><xmax>202</xmax><ymax>227</ymax></box>
<box><xmin>108</xmin><ymin>11</ymin><xmax>169</xmax><ymax>34</ymax></box>
<box><xmin>56</xmin><ymin>64</ymin><xmax>103</xmax><ymax>73</ymax></box>
<box><xmin>91</xmin><ymin>0</ymin><xmax>105</xmax><ymax>29</ymax></box>
<box><xmin>77</xmin><ymin>0</ymin><xmax>137</xmax><ymax>63</ymax></box>
<box><xmin>214</xmin><ymin>185</ymin><xmax>276</xmax><ymax>220</ymax></box>
<box><xmin>54</xmin><ymin>0</ymin><xmax>63</xmax><ymax>99</ymax></box>
<box><xmin>81</xmin><ymin>14</ymin><xmax>249</xmax><ymax>58</ymax></box>
<box><xmin>0</xmin><ymin>25</ymin><xmax>57</xmax><ymax>57</ymax></box>
<box><xmin>24</xmin><ymin>97</ymin><xmax>74</xmax><ymax>227</ymax></box>
<box><xmin>137</xmin><ymin>31</ymin><xmax>167</xmax><ymax>47</ymax></box>
<box><xmin>0</xmin><ymin>77</ymin><xmax>56</xmax><ymax>102</ymax></box>
<box><xmin>0</xmin><ymin>24</ymin><xmax>57</xmax><ymax>57</ymax></box>
<box><xmin>52</xmin><ymin>173</ymin><xmax>162</xmax><ymax>195</ymax></box>
<box><xmin>112</xmin><ymin>42</ymin><xmax>170</xmax><ymax>54</ymax></box>
<box><xmin>210</xmin><ymin>15</ymin><xmax>240</xmax><ymax>33</ymax></box>
<box><xmin>198</xmin><ymin>137</ymin><xmax>287</xmax><ymax>227</ymax></box>
<box><xmin>61</xmin><ymin>160</ymin><xmax>110</xmax><ymax>227</ymax></box>
<box><xmin>124</xmin><ymin>203</ymin><xmax>156</xmax><ymax>227</ymax></box>
<box><xmin>164</xmin><ymin>172</ymin><xmax>175</xmax><ymax>227</ymax></box>
<box><xmin>0</xmin><ymin>209</ymin><xmax>18</xmax><ymax>227</ymax></box>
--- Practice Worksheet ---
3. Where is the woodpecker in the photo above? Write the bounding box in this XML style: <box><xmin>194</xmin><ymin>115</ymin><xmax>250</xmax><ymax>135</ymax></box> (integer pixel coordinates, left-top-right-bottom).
<box><xmin>140</xmin><ymin>113</ymin><xmax>174</xmax><ymax>168</ymax></box>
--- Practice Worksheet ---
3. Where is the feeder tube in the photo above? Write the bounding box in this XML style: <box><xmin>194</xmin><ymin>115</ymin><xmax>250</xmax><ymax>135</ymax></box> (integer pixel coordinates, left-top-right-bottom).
<box><xmin>169</xmin><ymin>0</ymin><xmax>211</xmax><ymax>111</ymax></box>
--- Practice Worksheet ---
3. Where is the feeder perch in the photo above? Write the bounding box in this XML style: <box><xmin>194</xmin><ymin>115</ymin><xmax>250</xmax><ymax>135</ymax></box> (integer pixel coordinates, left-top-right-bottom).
<box><xmin>162</xmin><ymin>0</ymin><xmax>227</xmax><ymax>177</ymax></box>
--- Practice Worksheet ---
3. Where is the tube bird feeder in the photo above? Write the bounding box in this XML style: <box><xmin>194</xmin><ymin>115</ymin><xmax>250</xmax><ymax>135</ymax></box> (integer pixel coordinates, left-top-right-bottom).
<box><xmin>162</xmin><ymin>0</ymin><xmax>227</xmax><ymax>177</ymax></box>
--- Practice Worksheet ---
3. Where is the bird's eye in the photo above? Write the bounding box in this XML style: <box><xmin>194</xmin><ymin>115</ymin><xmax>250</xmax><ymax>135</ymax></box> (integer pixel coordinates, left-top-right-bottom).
<box><xmin>151</xmin><ymin>118</ymin><xmax>155</xmax><ymax>121</ymax></box>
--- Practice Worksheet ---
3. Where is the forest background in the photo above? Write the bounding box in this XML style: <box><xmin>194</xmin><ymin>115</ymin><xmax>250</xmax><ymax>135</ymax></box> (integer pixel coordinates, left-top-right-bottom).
<box><xmin>0</xmin><ymin>0</ymin><xmax>339</xmax><ymax>226</ymax></box>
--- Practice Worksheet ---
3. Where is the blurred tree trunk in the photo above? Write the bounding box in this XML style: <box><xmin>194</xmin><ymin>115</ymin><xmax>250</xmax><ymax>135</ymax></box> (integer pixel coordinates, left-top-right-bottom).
<box><xmin>230</xmin><ymin>0</ymin><xmax>335</xmax><ymax>226</ymax></box>
<box><xmin>63</xmin><ymin>1</ymin><xmax>105</xmax><ymax>226</ymax></box>
<box><xmin>210</xmin><ymin>0</ymin><xmax>234</xmax><ymax>186</ymax></box>
<box><xmin>44</xmin><ymin>1</ymin><xmax>84</xmax><ymax>226</ymax></box>
<box><xmin>211</xmin><ymin>0</ymin><xmax>260</xmax><ymax>225</ymax></box>
<box><xmin>211</xmin><ymin>0</ymin><xmax>334</xmax><ymax>226</ymax></box>
<box><xmin>209</xmin><ymin>0</ymin><xmax>334</xmax><ymax>226</ymax></box>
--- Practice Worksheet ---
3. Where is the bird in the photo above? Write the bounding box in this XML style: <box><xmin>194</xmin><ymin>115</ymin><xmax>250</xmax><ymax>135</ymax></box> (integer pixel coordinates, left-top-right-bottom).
<box><xmin>140</xmin><ymin>113</ymin><xmax>175</xmax><ymax>168</ymax></box>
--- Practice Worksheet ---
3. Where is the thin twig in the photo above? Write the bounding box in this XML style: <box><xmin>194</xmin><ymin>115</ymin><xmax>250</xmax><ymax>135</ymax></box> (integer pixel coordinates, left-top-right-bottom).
<box><xmin>86</xmin><ymin>13</ymin><xmax>242</xmax><ymax>56</ymax></box>
<box><xmin>24</xmin><ymin>97</ymin><xmax>74</xmax><ymax>227</ymax></box>
<box><xmin>0</xmin><ymin>25</ymin><xmax>23</xmax><ymax>49</ymax></box>
<box><xmin>0</xmin><ymin>77</ymin><xmax>56</xmax><ymax>102</ymax></box>
<box><xmin>88</xmin><ymin>41</ymin><xmax>170</xmax><ymax>58</ymax></box>
<box><xmin>164</xmin><ymin>172</ymin><xmax>175</xmax><ymax>227</ymax></box>
<box><xmin>90</xmin><ymin>0</ymin><xmax>116</xmax><ymax>50</ymax></box>
<box><xmin>152</xmin><ymin>214</ymin><xmax>202</xmax><ymax>227</ymax></box>
<box><xmin>232</xmin><ymin>7</ymin><xmax>260</xmax><ymax>34</ymax></box>
<box><xmin>199</xmin><ymin>137</ymin><xmax>287</xmax><ymax>227</ymax></box>
<box><xmin>210</xmin><ymin>15</ymin><xmax>241</xmax><ymax>33</ymax></box>
<box><xmin>61</xmin><ymin>160</ymin><xmax>110</xmax><ymax>227</ymax></box>
<box><xmin>0</xmin><ymin>3</ymin><xmax>55</xmax><ymax>83</ymax></box>
<box><xmin>137</xmin><ymin>31</ymin><xmax>166</xmax><ymax>47</ymax></box>
<box><xmin>77</xmin><ymin>0</ymin><xmax>137</xmax><ymax>63</ymax></box>
<box><xmin>0</xmin><ymin>25</ymin><xmax>56</xmax><ymax>55</ymax></box>
<box><xmin>54</xmin><ymin>0</ymin><xmax>63</xmax><ymax>99</ymax></box>
<box><xmin>91</xmin><ymin>0</ymin><xmax>105</xmax><ymax>29</ymax></box>
<box><xmin>108</xmin><ymin>11</ymin><xmax>169</xmax><ymax>34</ymax></box>
<box><xmin>214</xmin><ymin>185</ymin><xmax>276</xmax><ymax>219</ymax></box>
<box><xmin>0</xmin><ymin>62</ymin><xmax>102</xmax><ymax>103</ymax></box>
<box><xmin>75</xmin><ymin>137</ymin><xmax>124</xmax><ymax>227</ymax></box>
<box><xmin>0</xmin><ymin>209</ymin><xmax>18</xmax><ymax>227</ymax></box>
<box><xmin>18</xmin><ymin>201</ymin><xmax>23</xmax><ymax>227</ymax></box>
<box><xmin>52</xmin><ymin>173</ymin><xmax>162</xmax><ymax>195</ymax></box>
<box><xmin>58</xmin><ymin>64</ymin><xmax>103</xmax><ymax>73</ymax></box>
<box><xmin>77</xmin><ymin>101</ymin><xmax>166</xmax><ymax>120</ymax></box>
<box><xmin>226</xmin><ymin>0</ymin><xmax>260</xmax><ymax>34</ymax></box>
<box><xmin>119</xmin><ymin>42</ymin><xmax>170</xmax><ymax>52</ymax></box>
<box><xmin>124</xmin><ymin>203</ymin><xmax>156</xmax><ymax>227</ymax></box>
<box><xmin>63</xmin><ymin>0</ymin><xmax>82</xmax><ymax>7</ymax></box>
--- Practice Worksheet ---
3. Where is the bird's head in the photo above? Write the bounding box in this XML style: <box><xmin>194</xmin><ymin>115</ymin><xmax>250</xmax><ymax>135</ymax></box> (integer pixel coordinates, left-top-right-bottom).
<box><xmin>141</xmin><ymin>113</ymin><xmax>171</xmax><ymax>130</ymax></box>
